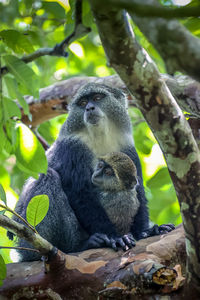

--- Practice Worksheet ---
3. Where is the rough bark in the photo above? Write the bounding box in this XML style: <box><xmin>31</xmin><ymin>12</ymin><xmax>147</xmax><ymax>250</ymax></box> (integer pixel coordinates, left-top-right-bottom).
<box><xmin>21</xmin><ymin>75</ymin><xmax>200</xmax><ymax>127</ymax></box>
<box><xmin>88</xmin><ymin>1</ymin><xmax>200</xmax><ymax>296</ymax></box>
<box><xmin>0</xmin><ymin>226</ymin><xmax>186</xmax><ymax>300</ymax></box>
<box><xmin>127</xmin><ymin>0</ymin><xmax>200</xmax><ymax>81</ymax></box>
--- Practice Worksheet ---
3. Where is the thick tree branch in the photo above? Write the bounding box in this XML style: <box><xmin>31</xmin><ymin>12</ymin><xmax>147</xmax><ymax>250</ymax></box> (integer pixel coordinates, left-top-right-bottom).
<box><xmin>20</xmin><ymin>75</ymin><xmax>200</xmax><ymax>127</ymax></box>
<box><xmin>127</xmin><ymin>0</ymin><xmax>200</xmax><ymax>81</ymax></box>
<box><xmin>0</xmin><ymin>226</ymin><xmax>186</xmax><ymax>299</ymax></box>
<box><xmin>0</xmin><ymin>0</ymin><xmax>91</xmax><ymax>76</ymax></box>
<box><xmin>88</xmin><ymin>2</ymin><xmax>200</xmax><ymax>294</ymax></box>
<box><xmin>103</xmin><ymin>0</ymin><xmax>200</xmax><ymax>18</ymax></box>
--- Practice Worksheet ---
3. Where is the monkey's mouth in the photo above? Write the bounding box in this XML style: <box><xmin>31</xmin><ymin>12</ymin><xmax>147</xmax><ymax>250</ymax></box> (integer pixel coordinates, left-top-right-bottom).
<box><xmin>84</xmin><ymin>112</ymin><xmax>102</xmax><ymax>125</ymax></box>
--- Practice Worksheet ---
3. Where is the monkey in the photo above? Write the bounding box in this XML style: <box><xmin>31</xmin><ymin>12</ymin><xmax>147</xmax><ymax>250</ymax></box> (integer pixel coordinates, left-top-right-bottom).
<box><xmin>92</xmin><ymin>152</ymin><xmax>140</xmax><ymax>239</ymax></box>
<box><xmin>91</xmin><ymin>151</ymin><xmax>174</xmax><ymax>250</ymax></box>
<box><xmin>8</xmin><ymin>83</ymin><xmax>175</xmax><ymax>261</ymax></box>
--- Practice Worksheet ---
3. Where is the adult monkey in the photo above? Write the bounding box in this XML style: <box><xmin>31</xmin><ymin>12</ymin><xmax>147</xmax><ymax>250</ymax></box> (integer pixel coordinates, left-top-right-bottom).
<box><xmin>9</xmin><ymin>83</ymin><xmax>174</xmax><ymax>261</ymax></box>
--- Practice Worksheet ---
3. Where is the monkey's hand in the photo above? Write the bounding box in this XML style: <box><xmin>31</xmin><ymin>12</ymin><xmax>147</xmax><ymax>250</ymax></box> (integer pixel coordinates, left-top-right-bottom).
<box><xmin>82</xmin><ymin>233</ymin><xmax>111</xmax><ymax>250</ymax></box>
<box><xmin>139</xmin><ymin>223</ymin><xmax>175</xmax><ymax>239</ymax></box>
<box><xmin>82</xmin><ymin>233</ymin><xmax>135</xmax><ymax>251</ymax></box>
<box><xmin>109</xmin><ymin>233</ymin><xmax>136</xmax><ymax>251</ymax></box>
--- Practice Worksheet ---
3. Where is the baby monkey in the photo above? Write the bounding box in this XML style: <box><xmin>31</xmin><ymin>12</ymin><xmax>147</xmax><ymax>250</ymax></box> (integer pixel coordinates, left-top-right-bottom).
<box><xmin>91</xmin><ymin>152</ymin><xmax>140</xmax><ymax>250</ymax></box>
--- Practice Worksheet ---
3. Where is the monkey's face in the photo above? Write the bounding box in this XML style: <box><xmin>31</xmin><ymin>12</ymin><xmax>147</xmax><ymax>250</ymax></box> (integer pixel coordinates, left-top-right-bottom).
<box><xmin>92</xmin><ymin>160</ymin><xmax>122</xmax><ymax>192</ymax></box>
<box><xmin>92</xmin><ymin>153</ymin><xmax>138</xmax><ymax>192</ymax></box>
<box><xmin>79</xmin><ymin>93</ymin><xmax>106</xmax><ymax>126</ymax></box>
<box><xmin>66</xmin><ymin>83</ymin><xmax>131</xmax><ymax>134</ymax></box>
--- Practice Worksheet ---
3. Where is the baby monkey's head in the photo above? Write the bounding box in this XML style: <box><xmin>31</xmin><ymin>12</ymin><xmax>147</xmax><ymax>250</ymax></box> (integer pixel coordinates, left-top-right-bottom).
<box><xmin>92</xmin><ymin>152</ymin><xmax>138</xmax><ymax>192</ymax></box>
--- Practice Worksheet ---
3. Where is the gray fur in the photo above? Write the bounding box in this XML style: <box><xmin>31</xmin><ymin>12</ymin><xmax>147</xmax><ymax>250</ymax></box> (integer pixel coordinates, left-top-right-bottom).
<box><xmin>99</xmin><ymin>189</ymin><xmax>140</xmax><ymax>235</ymax></box>
<box><xmin>92</xmin><ymin>152</ymin><xmax>140</xmax><ymax>236</ymax></box>
<box><xmin>11</xmin><ymin>168</ymin><xmax>87</xmax><ymax>261</ymax></box>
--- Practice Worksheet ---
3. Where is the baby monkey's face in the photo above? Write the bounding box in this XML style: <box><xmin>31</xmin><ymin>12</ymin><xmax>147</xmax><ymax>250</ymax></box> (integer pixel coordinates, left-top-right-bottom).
<box><xmin>92</xmin><ymin>152</ymin><xmax>138</xmax><ymax>192</ymax></box>
<box><xmin>92</xmin><ymin>160</ymin><xmax>118</xmax><ymax>191</ymax></box>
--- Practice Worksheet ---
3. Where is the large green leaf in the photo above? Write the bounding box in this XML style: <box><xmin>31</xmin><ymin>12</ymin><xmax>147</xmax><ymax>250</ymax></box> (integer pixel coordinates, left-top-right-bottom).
<box><xmin>0</xmin><ymin>184</ymin><xmax>7</xmax><ymax>205</ymax></box>
<box><xmin>0</xmin><ymin>29</ymin><xmax>34</xmax><ymax>54</ymax></box>
<box><xmin>14</xmin><ymin>123</ymin><xmax>48</xmax><ymax>177</ymax></box>
<box><xmin>26</xmin><ymin>194</ymin><xmax>49</xmax><ymax>228</ymax></box>
<box><xmin>3</xmin><ymin>55</ymin><xmax>39</xmax><ymax>98</ymax></box>
<box><xmin>0</xmin><ymin>254</ymin><xmax>6</xmax><ymax>287</ymax></box>
<box><xmin>3</xmin><ymin>75</ymin><xmax>29</xmax><ymax>115</ymax></box>
<box><xmin>2</xmin><ymin>97</ymin><xmax>21</xmax><ymax>121</ymax></box>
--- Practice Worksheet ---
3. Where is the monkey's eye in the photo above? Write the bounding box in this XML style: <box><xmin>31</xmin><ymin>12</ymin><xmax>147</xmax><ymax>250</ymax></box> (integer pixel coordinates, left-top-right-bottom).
<box><xmin>93</xmin><ymin>93</ymin><xmax>104</xmax><ymax>101</ymax></box>
<box><xmin>78</xmin><ymin>99</ymin><xmax>88</xmax><ymax>107</ymax></box>
<box><xmin>97</xmin><ymin>161</ymin><xmax>104</xmax><ymax>170</ymax></box>
<box><xmin>103</xmin><ymin>167</ymin><xmax>114</xmax><ymax>176</ymax></box>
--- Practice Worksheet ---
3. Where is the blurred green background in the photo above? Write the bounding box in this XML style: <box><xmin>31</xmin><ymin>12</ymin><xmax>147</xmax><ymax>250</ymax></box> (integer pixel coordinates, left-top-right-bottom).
<box><xmin>1</xmin><ymin>0</ymin><xmax>198</xmax><ymax>263</ymax></box>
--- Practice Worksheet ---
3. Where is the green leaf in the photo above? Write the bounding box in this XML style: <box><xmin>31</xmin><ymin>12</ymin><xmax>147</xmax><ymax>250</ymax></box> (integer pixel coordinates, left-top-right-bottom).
<box><xmin>0</xmin><ymin>184</ymin><xmax>7</xmax><ymax>205</ymax></box>
<box><xmin>5</xmin><ymin>119</ymin><xmax>18</xmax><ymax>147</ymax></box>
<box><xmin>147</xmin><ymin>167</ymin><xmax>171</xmax><ymax>189</ymax></box>
<box><xmin>0</xmin><ymin>29</ymin><xmax>34</xmax><ymax>54</ymax></box>
<box><xmin>2</xmin><ymin>97</ymin><xmax>21</xmax><ymax>121</ymax></box>
<box><xmin>0</xmin><ymin>210</ymin><xmax>6</xmax><ymax>215</ymax></box>
<box><xmin>26</xmin><ymin>194</ymin><xmax>49</xmax><ymax>228</ymax></box>
<box><xmin>14</xmin><ymin>123</ymin><xmax>48</xmax><ymax>177</ymax></box>
<box><xmin>0</xmin><ymin>254</ymin><xmax>6</xmax><ymax>286</ymax></box>
<box><xmin>3</xmin><ymin>76</ymin><xmax>29</xmax><ymax>115</ymax></box>
<box><xmin>3</xmin><ymin>55</ymin><xmax>39</xmax><ymax>98</ymax></box>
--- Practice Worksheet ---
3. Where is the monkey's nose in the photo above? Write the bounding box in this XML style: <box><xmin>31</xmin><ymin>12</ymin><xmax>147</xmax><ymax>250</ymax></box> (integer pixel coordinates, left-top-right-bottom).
<box><xmin>86</xmin><ymin>102</ymin><xmax>95</xmax><ymax>111</ymax></box>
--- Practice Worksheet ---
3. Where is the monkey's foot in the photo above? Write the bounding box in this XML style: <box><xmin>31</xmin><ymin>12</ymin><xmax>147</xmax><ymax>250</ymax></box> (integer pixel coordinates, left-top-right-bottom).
<box><xmin>139</xmin><ymin>223</ymin><xmax>175</xmax><ymax>239</ymax></box>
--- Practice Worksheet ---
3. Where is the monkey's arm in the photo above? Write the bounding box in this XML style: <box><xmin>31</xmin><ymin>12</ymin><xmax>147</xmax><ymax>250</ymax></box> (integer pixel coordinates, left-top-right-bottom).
<box><xmin>122</xmin><ymin>147</ymin><xmax>149</xmax><ymax>237</ymax></box>
<box><xmin>122</xmin><ymin>147</ymin><xmax>175</xmax><ymax>239</ymax></box>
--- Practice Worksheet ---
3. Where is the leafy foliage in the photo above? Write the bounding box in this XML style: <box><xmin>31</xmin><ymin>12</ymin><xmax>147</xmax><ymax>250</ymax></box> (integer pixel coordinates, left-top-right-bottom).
<box><xmin>1</xmin><ymin>0</ymin><xmax>196</xmax><ymax>263</ymax></box>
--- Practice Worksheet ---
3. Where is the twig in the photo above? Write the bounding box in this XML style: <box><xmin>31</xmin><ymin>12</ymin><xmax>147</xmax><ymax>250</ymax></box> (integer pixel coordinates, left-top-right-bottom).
<box><xmin>54</xmin><ymin>0</ymin><xmax>91</xmax><ymax>56</ymax></box>
<box><xmin>0</xmin><ymin>203</ymin><xmax>36</xmax><ymax>233</ymax></box>
<box><xmin>0</xmin><ymin>215</ymin><xmax>53</xmax><ymax>256</ymax></box>
<box><xmin>32</xmin><ymin>129</ymin><xmax>50</xmax><ymax>150</ymax></box>
<box><xmin>0</xmin><ymin>246</ymin><xmax>40</xmax><ymax>253</ymax></box>
<box><xmin>0</xmin><ymin>0</ymin><xmax>91</xmax><ymax>76</ymax></box>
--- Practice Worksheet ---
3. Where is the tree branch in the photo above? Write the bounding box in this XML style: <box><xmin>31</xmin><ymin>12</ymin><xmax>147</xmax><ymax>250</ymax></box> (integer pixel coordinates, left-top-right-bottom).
<box><xmin>103</xmin><ymin>0</ymin><xmax>200</xmax><ymax>18</ymax></box>
<box><xmin>19</xmin><ymin>75</ymin><xmax>200</xmax><ymax>128</ymax></box>
<box><xmin>0</xmin><ymin>215</ymin><xmax>53</xmax><ymax>258</ymax></box>
<box><xmin>88</xmin><ymin>2</ymin><xmax>200</xmax><ymax>294</ymax></box>
<box><xmin>0</xmin><ymin>0</ymin><xmax>91</xmax><ymax>76</ymax></box>
<box><xmin>127</xmin><ymin>0</ymin><xmax>200</xmax><ymax>81</ymax></box>
<box><xmin>0</xmin><ymin>203</ymin><xmax>36</xmax><ymax>233</ymax></box>
<box><xmin>0</xmin><ymin>226</ymin><xmax>186</xmax><ymax>299</ymax></box>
